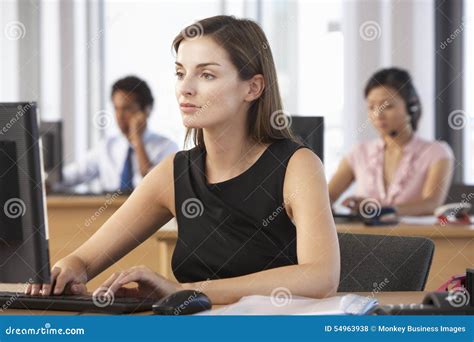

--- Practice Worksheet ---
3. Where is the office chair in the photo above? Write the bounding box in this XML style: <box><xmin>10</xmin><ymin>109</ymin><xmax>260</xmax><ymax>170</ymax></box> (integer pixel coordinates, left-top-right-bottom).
<box><xmin>337</xmin><ymin>233</ymin><xmax>435</xmax><ymax>292</ymax></box>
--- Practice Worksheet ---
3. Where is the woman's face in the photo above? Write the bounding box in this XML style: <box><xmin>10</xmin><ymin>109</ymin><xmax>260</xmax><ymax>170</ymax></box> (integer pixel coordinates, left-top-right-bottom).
<box><xmin>174</xmin><ymin>36</ymin><xmax>251</xmax><ymax>129</ymax></box>
<box><xmin>366</xmin><ymin>86</ymin><xmax>411</xmax><ymax>136</ymax></box>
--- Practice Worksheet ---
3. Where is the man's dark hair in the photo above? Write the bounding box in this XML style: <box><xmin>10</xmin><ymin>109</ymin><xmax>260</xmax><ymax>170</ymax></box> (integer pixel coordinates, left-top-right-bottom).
<box><xmin>111</xmin><ymin>76</ymin><xmax>154</xmax><ymax>112</ymax></box>
<box><xmin>364</xmin><ymin>67</ymin><xmax>422</xmax><ymax>131</ymax></box>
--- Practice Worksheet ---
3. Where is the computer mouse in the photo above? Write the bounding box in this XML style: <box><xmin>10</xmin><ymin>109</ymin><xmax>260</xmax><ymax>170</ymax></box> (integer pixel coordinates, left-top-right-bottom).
<box><xmin>152</xmin><ymin>290</ymin><xmax>212</xmax><ymax>315</ymax></box>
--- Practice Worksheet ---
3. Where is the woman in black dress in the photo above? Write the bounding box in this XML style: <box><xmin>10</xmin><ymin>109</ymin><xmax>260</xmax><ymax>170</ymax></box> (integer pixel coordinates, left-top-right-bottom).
<box><xmin>28</xmin><ymin>15</ymin><xmax>340</xmax><ymax>305</ymax></box>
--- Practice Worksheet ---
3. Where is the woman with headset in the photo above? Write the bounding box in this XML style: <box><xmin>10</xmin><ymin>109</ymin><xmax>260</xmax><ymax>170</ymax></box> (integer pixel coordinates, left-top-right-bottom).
<box><xmin>329</xmin><ymin>68</ymin><xmax>454</xmax><ymax>216</ymax></box>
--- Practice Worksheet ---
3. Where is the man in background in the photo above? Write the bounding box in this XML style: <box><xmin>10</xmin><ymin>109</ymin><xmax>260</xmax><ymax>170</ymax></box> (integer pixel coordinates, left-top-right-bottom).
<box><xmin>52</xmin><ymin>75</ymin><xmax>179</xmax><ymax>193</ymax></box>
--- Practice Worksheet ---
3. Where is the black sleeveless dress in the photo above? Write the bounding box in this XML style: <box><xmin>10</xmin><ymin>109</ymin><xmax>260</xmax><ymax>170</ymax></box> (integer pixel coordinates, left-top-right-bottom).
<box><xmin>172</xmin><ymin>138</ymin><xmax>309</xmax><ymax>283</ymax></box>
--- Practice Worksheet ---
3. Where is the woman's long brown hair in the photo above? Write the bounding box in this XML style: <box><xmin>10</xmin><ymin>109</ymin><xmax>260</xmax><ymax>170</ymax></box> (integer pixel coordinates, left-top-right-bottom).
<box><xmin>173</xmin><ymin>15</ymin><xmax>297</xmax><ymax>149</ymax></box>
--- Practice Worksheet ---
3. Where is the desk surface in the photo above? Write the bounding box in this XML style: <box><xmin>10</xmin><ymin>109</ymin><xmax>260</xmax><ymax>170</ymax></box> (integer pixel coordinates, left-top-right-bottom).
<box><xmin>0</xmin><ymin>291</ymin><xmax>426</xmax><ymax>316</ymax></box>
<box><xmin>47</xmin><ymin>195</ymin><xmax>128</xmax><ymax>208</ymax></box>
<box><xmin>155</xmin><ymin>222</ymin><xmax>474</xmax><ymax>239</ymax></box>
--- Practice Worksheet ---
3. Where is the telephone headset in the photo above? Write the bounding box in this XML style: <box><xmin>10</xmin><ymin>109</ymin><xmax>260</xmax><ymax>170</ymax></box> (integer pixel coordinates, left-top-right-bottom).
<box><xmin>389</xmin><ymin>85</ymin><xmax>421</xmax><ymax>137</ymax></box>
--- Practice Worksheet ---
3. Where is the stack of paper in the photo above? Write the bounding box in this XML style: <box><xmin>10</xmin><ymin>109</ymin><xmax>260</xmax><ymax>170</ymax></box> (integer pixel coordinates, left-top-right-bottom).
<box><xmin>197</xmin><ymin>294</ymin><xmax>378</xmax><ymax>315</ymax></box>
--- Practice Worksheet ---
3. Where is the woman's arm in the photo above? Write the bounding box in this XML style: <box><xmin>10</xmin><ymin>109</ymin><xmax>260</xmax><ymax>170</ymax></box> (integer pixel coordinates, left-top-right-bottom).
<box><xmin>30</xmin><ymin>153</ymin><xmax>177</xmax><ymax>296</ymax></box>
<box><xmin>328</xmin><ymin>157</ymin><xmax>355</xmax><ymax>205</ymax></box>
<box><xmin>181</xmin><ymin>148</ymin><xmax>341</xmax><ymax>304</ymax></box>
<box><xmin>70</xmin><ymin>153</ymin><xmax>176</xmax><ymax>281</ymax></box>
<box><xmin>394</xmin><ymin>158</ymin><xmax>454</xmax><ymax>215</ymax></box>
<box><xmin>73</xmin><ymin>153</ymin><xmax>176</xmax><ymax>280</ymax></box>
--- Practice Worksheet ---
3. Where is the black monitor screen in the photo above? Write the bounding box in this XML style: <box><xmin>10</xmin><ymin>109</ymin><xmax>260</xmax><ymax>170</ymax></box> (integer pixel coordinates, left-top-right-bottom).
<box><xmin>0</xmin><ymin>102</ymin><xmax>50</xmax><ymax>284</ymax></box>
<box><xmin>290</xmin><ymin>116</ymin><xmax>324</xmax><ymax>163</ymax></box>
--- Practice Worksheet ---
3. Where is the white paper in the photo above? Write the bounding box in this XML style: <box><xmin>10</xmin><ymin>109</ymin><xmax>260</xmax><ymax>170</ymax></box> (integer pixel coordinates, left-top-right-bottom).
<box><xmin>196</xmin><ymin>294</ymin><xmax>378</xmax><ymax>316</ymax></box>
<box><xmin>399</xmin><ymin>215</ymin><xmax>438</xmax><ymax>225</ymax></box>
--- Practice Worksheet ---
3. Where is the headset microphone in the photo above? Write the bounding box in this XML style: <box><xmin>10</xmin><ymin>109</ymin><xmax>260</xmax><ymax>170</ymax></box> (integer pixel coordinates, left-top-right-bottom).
<box><xmin>389</xmin><ymin>130</ymin><xmax>398</xmax><ymax>137</ymax></box>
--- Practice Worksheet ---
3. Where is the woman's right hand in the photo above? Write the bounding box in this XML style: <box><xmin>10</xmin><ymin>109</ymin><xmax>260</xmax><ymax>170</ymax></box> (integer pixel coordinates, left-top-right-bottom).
<box><xmin>25</xmin><ymin>255</ymin><xmax>88</xmax><ymax>296</ymax></box>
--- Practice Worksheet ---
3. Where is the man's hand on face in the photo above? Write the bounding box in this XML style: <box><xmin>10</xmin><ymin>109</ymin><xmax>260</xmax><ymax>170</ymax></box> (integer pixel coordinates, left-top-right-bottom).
<box><xmin>127</xmin><ymin>111</ymin><xmax>147</xmax><ymax>145</ymax></box>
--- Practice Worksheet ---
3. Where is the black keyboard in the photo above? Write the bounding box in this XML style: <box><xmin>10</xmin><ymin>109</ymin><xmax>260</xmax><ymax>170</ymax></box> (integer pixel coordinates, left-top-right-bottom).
<box><xmin>370</xmin><ymin>304</ymin><xmax>474</xmax><ymax>315</ymax></box>
<box><xmin>0</xmin><ymin>291</ymin><xmax>156</xmax><ymax>314</ymax></box>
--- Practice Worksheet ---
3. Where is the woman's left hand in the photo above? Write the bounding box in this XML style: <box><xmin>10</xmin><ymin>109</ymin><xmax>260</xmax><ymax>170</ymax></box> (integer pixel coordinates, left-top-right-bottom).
<box><xmin>93</xmin><ymin>266</ymin><xmax>183</xmax><ymax>299</ymax></box>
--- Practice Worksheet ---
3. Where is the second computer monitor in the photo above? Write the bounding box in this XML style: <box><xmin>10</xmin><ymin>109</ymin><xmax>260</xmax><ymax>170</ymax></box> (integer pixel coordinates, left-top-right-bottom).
<box><xmin>290</xmin><ymin>116</ymin><xmax>324</xmax><ymax>163</ymax></box>
<box><xmin>39</xmin><ymin>121</ymin><xmax>63</xmax><ymax>185</ymax></box>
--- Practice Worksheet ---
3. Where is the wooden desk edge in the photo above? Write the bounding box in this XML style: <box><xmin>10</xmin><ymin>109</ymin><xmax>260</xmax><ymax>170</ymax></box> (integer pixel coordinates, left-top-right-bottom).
<box><xmin>0</xmin><ymin>291</ymin><xmax>427</xmax><ymax>316</ymax></box>
<box><xmin>155</xmin><ymin>225</ymin><xmax>474</xmax><ymax>239</ymax></box>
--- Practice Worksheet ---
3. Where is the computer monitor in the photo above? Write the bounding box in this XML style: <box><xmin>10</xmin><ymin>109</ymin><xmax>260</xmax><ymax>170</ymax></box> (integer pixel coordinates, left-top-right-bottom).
<box><xmin>290</xmin><ymin>116</ymin><xmax>324</xmax><ymax>163</ymax></box>
<box><xmin>39</xmin><ymin>121</ymin><xmax>63</xmax><ymax>185</ymax></box>
<box><xmin>0</xmin><ymin>102</ymin><xmax>50</xmax><ymax>284</ymax></box>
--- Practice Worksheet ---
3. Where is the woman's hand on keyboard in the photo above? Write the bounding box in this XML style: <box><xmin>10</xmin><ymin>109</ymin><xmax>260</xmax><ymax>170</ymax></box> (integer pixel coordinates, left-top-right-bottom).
<box><xmin>25</xmin><ymin>255</ymin><xmax>88</xmax><ymax>296</ymax></box>
<box><xmin>93</xmin><ymin>265</ymin><xmax>182</xmax><ymax>299</ymax></box>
